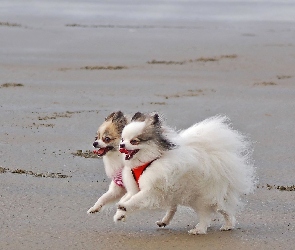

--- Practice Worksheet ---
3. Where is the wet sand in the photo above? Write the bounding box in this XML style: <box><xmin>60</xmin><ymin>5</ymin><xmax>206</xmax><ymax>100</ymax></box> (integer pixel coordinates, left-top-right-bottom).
<box><xmin>1</xmin><ymin>1</ymin><xmax>295</xmax><ymax>249</ymax></box>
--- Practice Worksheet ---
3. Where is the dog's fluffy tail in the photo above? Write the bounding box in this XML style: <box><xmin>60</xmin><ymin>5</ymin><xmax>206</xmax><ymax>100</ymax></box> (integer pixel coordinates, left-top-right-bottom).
<box><xmin>178</xmin><ymin>115</ymin><xmax>256</xmax><ymax>210</ymax></box>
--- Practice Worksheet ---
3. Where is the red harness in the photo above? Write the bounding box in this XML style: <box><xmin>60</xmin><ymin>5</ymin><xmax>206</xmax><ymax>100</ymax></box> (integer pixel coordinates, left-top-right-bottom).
<box><xmin>131</xmin><ymin>159</ymin><xmax>157</xmax><ymax>187</ymax></box>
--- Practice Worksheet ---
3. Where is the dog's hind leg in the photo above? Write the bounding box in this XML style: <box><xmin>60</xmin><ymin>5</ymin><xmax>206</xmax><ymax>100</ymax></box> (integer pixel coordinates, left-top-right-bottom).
<box><xmin>218</xmin><ymin>209</ymin><xmax>236</xmax><ymax>231</ymax></box>
<box><xmin>188</xmin><ymin>205</ymin><xmax>213</xmax><ymax>235</ymax></box>
<box><xmin>156</xmin><ymin>205</ymin><xmax>177</xmax><ymax>227</ymax></box>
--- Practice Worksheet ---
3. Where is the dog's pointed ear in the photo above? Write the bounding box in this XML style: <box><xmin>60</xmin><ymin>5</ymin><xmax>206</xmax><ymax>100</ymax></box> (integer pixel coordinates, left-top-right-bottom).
<box><xmin>112</xmin><ymin>111</ymin><xmax>124</xmax><ymax>122</ymax></box>
<box><xmin>112</xmin><ymin>111</ymin><xmax>127</xmax><ymax>132</ymax></box>
<box><xmin>105</xmin><ymin>112</ymin><xmax>116</xmax><ymax>121</ymax></box>
<box><xmin>151</xmin><ymin>113</ymin><xmax>160</xmax><ymax>125</ymax></box>
<box><xmin>132</xmin><ymin>112</ymin><xmax>146</xmax><ymax>122</ymax></box>
<box><xmin>144</xmin><ymin>112</ymin><xmax>162</xmax><ymax>127</ymax></box>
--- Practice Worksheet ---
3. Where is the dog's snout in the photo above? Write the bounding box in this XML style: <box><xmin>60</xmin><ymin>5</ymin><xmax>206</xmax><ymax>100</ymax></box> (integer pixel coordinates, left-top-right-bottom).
<box><xmin>120</xmin><ymin>143</ymin><xmax>125</xmax><ymax>149</ymax></box>
<box><xmin>93</xmin><ymin>141</ymin><xmax>98</xmax><ymax>148</ymax></box>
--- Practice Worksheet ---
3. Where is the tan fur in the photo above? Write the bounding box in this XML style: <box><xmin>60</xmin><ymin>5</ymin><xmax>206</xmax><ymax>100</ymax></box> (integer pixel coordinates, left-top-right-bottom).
<box><xmin>97</xmin><ymin>120</ymin><xmax>121</xmax><ymax>149</ymax></box>
<box><xmin>87</xmin><ymin>111</ymin><xmax>127</xmax><ymax>214</ymax></box>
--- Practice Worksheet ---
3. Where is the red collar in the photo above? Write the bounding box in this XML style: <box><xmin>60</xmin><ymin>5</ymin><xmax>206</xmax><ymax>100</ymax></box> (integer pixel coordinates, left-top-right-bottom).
<box><xmin>131</xmin><ymin>159</ymin><xmax>157</xmax><ymax>187</ymax></box>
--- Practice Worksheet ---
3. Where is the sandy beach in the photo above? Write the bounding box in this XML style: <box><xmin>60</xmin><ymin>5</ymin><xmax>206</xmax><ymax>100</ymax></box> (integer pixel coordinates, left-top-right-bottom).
<box><xmin>1</xmin><ymin>1</ymin><xmax>295</xmax><ymax>249</ymax></box>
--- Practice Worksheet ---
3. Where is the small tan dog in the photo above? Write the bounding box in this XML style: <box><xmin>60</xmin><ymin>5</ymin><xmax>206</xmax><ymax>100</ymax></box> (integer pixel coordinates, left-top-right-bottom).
<box><xmin>87</xmin><ymin>111</ymin><xmax>128</xmax><ymax>214</ymax></box>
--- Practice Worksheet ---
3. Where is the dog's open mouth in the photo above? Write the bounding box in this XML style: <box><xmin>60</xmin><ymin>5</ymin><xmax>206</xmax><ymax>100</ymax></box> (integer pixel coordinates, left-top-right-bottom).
<box><xmin>93</xmin><ymin>146</ymin><xmax>114</xmax><ymax>156</ymax></box>
<box><xmin>119</xmin><ymin>148</ymin><xmax>139</xmax><ymax>160</ymax></box>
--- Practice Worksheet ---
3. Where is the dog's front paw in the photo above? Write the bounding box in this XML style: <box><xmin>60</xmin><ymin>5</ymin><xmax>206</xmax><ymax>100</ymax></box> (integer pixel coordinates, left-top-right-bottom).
<box><xmin>113</xmin><ymin>205</ymin><xmax>127</xmax><ymax>222</ymax></box>
<box><xmin>114</xmin><ymin>210</ymin><xmax>126</xmax><ymax>222</ymax></box>
<box><xmin>87</xmin><ymin>204</ymin><xmax>102</xmax><ymax>214</ymax></box>
<box><xmin>156</xmin><ymin>221</ymin><xmax>167</xmax><ymax>228</ymax></box>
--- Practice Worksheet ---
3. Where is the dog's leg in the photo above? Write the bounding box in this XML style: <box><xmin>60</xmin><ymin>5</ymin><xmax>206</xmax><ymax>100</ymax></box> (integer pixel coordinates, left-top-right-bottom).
<box><xmin>113</xmin><ymin>189</ymin><xmax>155</xmax><ymax>222</ymax></box>
<box><xmin>87</xmin><ymin>181</ymin><xmax>126</xmax><ymax>214</ymax></box>
<box><xmin>218</xmin><ymin>209</ymin><xmax>236</xmax><ymax>231</ymax></box>
<box><xmin>188</xmin><ymin>206</ymin><xmax>213</xmax><ymax>235</ymax></box>
<box><xmin>118</xmin><ymin>192</ymin><xmax>134</xmax><ymax>204</ymax></box>
<box><xmin>156</xmin><ymin>205</ymin><xmax>177</xmax><ymax>227</ymax></box>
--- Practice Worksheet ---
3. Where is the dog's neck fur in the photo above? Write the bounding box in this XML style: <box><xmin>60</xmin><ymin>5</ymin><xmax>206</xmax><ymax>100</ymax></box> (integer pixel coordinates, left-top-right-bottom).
<box><xmin>103</xmin><ymin>150</ymin><xmax>124</xmax><ymax>178</ymax></box>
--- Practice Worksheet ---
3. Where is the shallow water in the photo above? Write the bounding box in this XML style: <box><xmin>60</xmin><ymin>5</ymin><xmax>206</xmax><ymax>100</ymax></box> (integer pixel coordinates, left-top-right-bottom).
<box><xmin>1</xmin><ymin>0</ymin><xmax>295</xmax><ymax>24</ymax></box>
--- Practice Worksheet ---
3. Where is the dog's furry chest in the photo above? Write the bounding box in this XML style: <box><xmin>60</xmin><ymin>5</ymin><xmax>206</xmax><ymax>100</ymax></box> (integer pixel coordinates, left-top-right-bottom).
<box><xmin>103</xmin><ymin>153</ymin><xmax>123</xmax><ymax>178</ymax></box>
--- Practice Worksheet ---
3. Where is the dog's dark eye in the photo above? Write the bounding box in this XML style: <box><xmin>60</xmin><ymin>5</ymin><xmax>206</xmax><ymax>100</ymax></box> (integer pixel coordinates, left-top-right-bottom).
<box><xmin>104</xmin><ymin>137</ymin><xmax>111</xmax><ymax>143</ymax></box>
<box><xmin>121</xmin><ymin>138</ymin><xmax>124</xmax><ymax>142</ymax></box>
<box><xmin>130</xmin><ymin>139</ymin><xmax>139</xmax><ymax>145</ymax></box>
<box><xmin>94</xmin><ymin>136</ymin><xmax>98</xmax><ymax>141</ymax></box>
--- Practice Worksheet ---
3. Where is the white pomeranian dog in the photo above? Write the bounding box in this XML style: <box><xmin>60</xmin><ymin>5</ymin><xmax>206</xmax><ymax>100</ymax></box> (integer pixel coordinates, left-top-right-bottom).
<box><xmin>114</xmin><ymin>112</ymin><xmax>256</xmax><ymax>235</ymax></box>
<box><xmin>87</xmin><ymin>111</ymin><xmax>128</xmax><ymax>214</ymax></box>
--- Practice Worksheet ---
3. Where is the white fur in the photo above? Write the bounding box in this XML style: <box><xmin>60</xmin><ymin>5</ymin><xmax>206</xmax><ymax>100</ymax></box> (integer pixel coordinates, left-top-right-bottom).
<box><xmin>87</xmin><ymin>150</ymin><xmax>126</xmax><ymax>214</ymax></box>
<box><xmin>114</xmin><ymin>115</ymin><xmax>256</xmax><ymax>234</ymax></box>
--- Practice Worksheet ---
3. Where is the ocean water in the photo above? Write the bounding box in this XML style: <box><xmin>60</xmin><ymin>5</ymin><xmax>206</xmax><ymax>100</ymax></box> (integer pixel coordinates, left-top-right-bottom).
<box><xmin>1</xmin><ymin>0</ymin><xmax>295</xmax><ymax>25</ymax></box>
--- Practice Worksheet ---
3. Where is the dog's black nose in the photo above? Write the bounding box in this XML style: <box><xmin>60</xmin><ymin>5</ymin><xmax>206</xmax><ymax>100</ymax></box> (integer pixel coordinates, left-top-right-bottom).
<box><xmin>120</xmin><ymin>143</ymin><xmax>125</xmax><ymax>149</ymax></box>
<box><xmin>93</xmin><ymin>141</ymin><xmax>98</xmax><ymax>148</ymax></box>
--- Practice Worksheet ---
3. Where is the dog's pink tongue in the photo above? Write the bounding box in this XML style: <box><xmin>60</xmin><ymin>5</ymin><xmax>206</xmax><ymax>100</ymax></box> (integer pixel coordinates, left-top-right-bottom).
<box><xmin>93</xmin><ymin>148</ymin><xmax>105</xmax><ymax>155</ymax></box>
